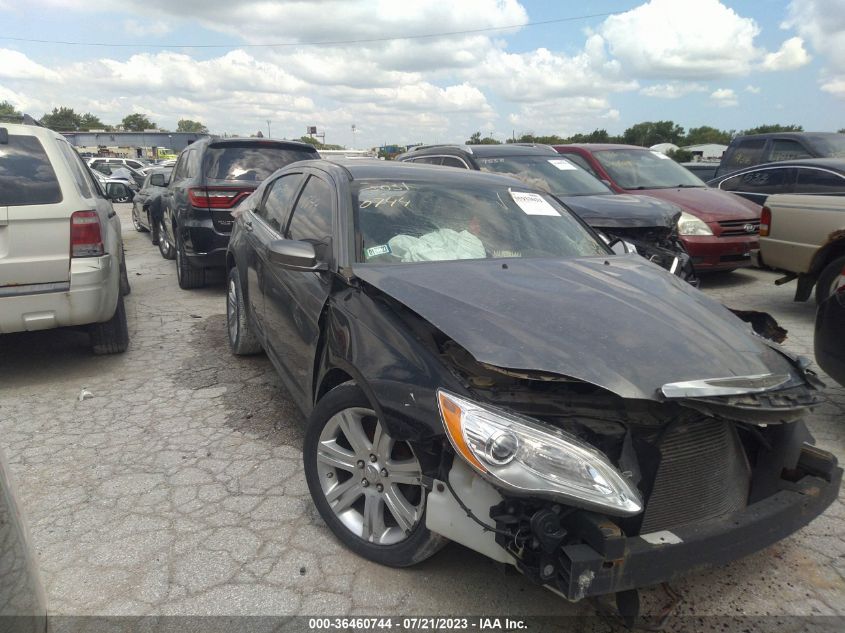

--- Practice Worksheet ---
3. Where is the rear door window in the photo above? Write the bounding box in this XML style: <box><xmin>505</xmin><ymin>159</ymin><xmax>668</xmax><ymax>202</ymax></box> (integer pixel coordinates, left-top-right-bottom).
<box><xmin>203</xmin><ymin>144</ymin><xmax>317</xmax><ymax>183</ymax></box>
<box><xmin>411</xmin><ymin>156</ymin><xmax>443</xmax><ymax>165</ymax></box>
<box><xmin>720</xmin><ymin>167</ymin><xmax>794</xmax><ymax>195</ymax></box>
<box><xmin>441</xmin><ymin>156</ymin><xmax>469</xmax><ymax>168</ymax></box>
<box><xmin>770</xmin><ymin>140</ymin><xmax>813</xmax><ymax>161</ymax></box>
<box><xmin>0</xmin><ymin>134</ymin><xmax>63</xmax><ymax>206</ymax></box>
<box><xmin>795</xmin><ymin>168</ymin><xmax>845</xmax><ymax>194</ymax></box>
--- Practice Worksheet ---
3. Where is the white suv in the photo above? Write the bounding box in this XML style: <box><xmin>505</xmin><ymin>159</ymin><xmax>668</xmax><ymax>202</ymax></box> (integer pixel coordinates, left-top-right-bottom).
<box><xmin>88</xmin><ymin>157</ymin><xmax>150</xmax><ymax>171</ymax></box>
<box><xmin>0</xmin><ymin>122</ymin><xmax>130</xmax><ymax>354</ymax></box>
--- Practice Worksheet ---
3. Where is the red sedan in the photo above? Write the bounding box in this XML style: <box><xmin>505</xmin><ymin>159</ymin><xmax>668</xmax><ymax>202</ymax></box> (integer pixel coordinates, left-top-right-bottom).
<box><xmin>553</xmin><ymin>144</ymin><xmax>762</xmax><ymax>272</ymax></box>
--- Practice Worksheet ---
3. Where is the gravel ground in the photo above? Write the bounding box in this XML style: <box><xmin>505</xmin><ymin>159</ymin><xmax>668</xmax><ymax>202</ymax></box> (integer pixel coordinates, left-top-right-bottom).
<box><xmin>0</xmin><ymin>203</ymin><xmax>842</xmax><ymax>629</ymax></box>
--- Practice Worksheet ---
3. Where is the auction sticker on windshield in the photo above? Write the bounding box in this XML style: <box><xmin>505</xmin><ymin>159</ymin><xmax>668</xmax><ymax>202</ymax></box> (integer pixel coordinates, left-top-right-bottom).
<box><xmin>509</xmin><ymin>189</ymin><xmax>560</xmax><ymax>216</ymax></box>
<box><xmin>548</xmin><ymin>158</ymin><xmax>578</xmax><ymax>170</ymax></box>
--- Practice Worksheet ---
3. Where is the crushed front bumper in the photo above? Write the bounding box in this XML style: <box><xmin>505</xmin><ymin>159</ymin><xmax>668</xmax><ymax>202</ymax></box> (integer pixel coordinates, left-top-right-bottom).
<box><xmin>556</xmin><ymin>450</ymin><xmax>841</xmax><ymax>600</ymax></box>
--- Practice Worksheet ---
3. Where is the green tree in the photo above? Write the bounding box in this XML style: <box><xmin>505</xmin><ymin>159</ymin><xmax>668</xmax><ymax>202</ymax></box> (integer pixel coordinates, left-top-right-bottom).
<box><xmin>40</xmin><ymin>107</ymin><xmax>82</xmax><ymax>130</ymax></box>
<box><xmin>741</xmin><ymin>123</ymin><xmax>803</xmax><ymax>135</ymax></box>
<box><xmin>666</xmin><ymin>148</ymin><xmax>694</xmax><ymax>163</ymax></box>
<box><xmin>297</xmin><ymin>135</ymin><xmax>344</xmax><ymax>150</ymax></box>
<box><xmin>567</xmin><ymin>129</ymin><xmax>617</xmax><ymax>143</ymax></box>
<box><xmin>837</xmin><ymin>128</ymin><xmax>844</xmax><ymax>133</ymax></box>
<box><xmin>176</xmin><ymin>119</ymin><xmax>208</xmax><ymax>133</ymax></box>
<box><xmin>0</xmin><ymin>100</ymin><xmax>21</xmax><ymax>117</ymax></box>
<box><xmin>622</xmin><ymin>120</ymin><xmax>685</xmax><ymax>147</ymax></box>
<box><xmin>466</xmin><ymin>131</ymin><xmax>501</xmax><ymax>145</ymax></box>
<box><xmin>121</xmin><ymin>113</ymin><xmax>156</xmax><ymax>131</ymax></box>
<box><xmin>684</xmin><ymin>125</ymin><xmax>731</xmax><ymax>146</ymax></box>
<box><xmin>79</xmin><ymin>113</ymin><xmax>108</xmax><ymax>130</ymax></box>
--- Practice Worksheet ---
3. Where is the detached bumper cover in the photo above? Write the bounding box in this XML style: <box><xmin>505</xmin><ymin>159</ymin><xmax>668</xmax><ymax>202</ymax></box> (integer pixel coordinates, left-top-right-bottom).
<box><xmin>558</xmin><ymin>464</ymin><xmax>841</xmax><ymax>600</ymax></box>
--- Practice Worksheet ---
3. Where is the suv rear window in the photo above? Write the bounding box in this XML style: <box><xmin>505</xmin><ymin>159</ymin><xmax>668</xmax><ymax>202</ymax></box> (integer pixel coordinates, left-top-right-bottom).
<box><xmin>0</xmin><ymin>134</ymin><xmax>63</xmax><ymax>206</ymax></box>
<box><xmin>203</xmin><ymin>144</ymin><xmax>317</xmax><ymax>182</ymax></box>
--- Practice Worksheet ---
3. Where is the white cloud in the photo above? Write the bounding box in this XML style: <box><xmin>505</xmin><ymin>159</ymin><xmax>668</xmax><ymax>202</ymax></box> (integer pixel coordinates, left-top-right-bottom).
<box><xmin>0</xmin><ymin>49</ymin><xmax>62</xmax><ymax>82</ymax></box>
<box><xmin>761</xmin><ymin>36</ymin><xmax>811</xmax><ymax>70</ymax></box>
<box><xmin>710</xmin><ymin>88</ymin><xmax>738</xmax><ymax>107</ymax></box>
<box><xmin>506</xmin><ymin>97</ymin><xmax>620</xmax><ymax>137</ymax></box>
<box><xmin>745</xmin><ymin>84</ymin><xmax>761</xmax><ymax>93</ymax></box>
<box><xmin>639</xmin><ymin>82</ymin><xmax>708</xmax><ymax>98</ymax></box>
<box><xmin>473</xmin><ymin>35</ymin><xmax>637</xmax><ymax>102</ymax></box>
<box><xmin>597</xmin><ymin>0</ymin><xmax>762</xmax><ymax>79</ymax></box>
<box><xmin>123</xmin><ymin>18</ymin><xmax>171</xmax><ymax>37</ymax></box>
<box><xmin>784</xmin><ymin>0</ymin><xmax>845</xmax><ymax>98</ymax></box>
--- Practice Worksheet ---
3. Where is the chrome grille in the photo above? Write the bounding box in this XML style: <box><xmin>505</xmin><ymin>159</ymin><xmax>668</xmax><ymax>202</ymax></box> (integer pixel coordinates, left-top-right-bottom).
<box><xmin>639</xmin><ymin>419</ymin><xmax>750</xmax><ymax>534</ymax></box>
<box><xmin>718</xmin><ymin>219</ymin><xmax>760</xmax><ymax>237</ymax></box>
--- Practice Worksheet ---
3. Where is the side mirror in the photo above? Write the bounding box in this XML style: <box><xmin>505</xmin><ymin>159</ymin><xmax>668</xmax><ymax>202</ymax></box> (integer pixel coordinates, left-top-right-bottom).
<box><xmin>268</xmin><ymin>239</ymin><xmax>328</xmax><ymax>272</ymax></box>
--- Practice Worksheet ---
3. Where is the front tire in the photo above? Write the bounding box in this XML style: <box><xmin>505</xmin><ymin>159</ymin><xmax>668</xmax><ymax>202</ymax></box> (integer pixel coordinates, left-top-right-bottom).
<box><xmin>304</xmin><ymin>384</ymin><xmax>446</xmax><ymax>567</ymax></box>
<box><xmin>176</xmin><ymin>233</ymin><xmax>205</xmax><ymax>289</ymax></box>
<box><xmin>90</xmin><ymin>294</ymin><xmax>129</xmax><ymax>355</ymax></box>
<box><xmin>227</xmin><ymin>266</ymin><xmax>262</xmax><ymax>355</ymax></box>
<box><xmin>131</xmin><ymin>205</ymin><xmax>148</xmax><ymax>232</ymax></box>
<box><xmin>816</xmin><ymin>255</ymin><xmax>845</xmax><ymax>304</ymax></box>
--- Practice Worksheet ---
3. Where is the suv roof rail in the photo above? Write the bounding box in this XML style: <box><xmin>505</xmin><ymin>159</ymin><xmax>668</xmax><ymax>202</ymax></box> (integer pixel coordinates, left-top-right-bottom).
<box><xmin>407</xmin><ymin>144</ymin><xmax>473</xmax><ymax>154</ymax></box>
<box><xmin>508</xmin><ymin>142</ymin><xmax>557</xmax><ymax>152</ymax></box>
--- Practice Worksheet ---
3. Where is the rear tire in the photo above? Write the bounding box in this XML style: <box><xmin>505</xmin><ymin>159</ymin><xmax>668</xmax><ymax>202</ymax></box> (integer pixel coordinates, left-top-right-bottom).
<box><xmin>158</xmin><ymin>220</ymin><xmax>175</xmax><ymax>260</ymax></box>
<box><xmin>119</xmin><ymin>248</ymin><xmax>131</xmax><ymax>296</ymax></box>
<box><xmin>176</xmin><ymin>234</ymin><xmax>205</xmax><ymax>289</ymax></box>
<box><xmin>816</xmin><ymin>255</ymin><xmax>845</xmax><ymax>304</ymax></box>
<box><xmin>226</xmin><ymin>267</ymin><xmax>262</xmax><ymax>355</ymax></box>
<box><xmin>90</xmin><ymin>294</ymin><xmax>129</xmax><ymax>355</ymax></box>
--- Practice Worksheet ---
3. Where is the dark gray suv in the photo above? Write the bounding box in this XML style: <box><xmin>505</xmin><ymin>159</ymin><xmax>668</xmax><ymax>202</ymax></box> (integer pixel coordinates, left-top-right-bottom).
<box><xmin>161</xmin><ymin>138</ymin><xmax>318</xmax><ymax>289</ymax></box>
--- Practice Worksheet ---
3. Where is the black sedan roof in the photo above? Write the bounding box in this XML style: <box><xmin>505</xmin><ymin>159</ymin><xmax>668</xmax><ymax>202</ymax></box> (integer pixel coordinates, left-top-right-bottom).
<box><xmin>299</xmin><ymin>158</ymin><xmax>555</xmax><ymax>191</ymax></box>
<box><xmin>706</xmin><ymin>157</ymin><xmax>845</xmax><ymax>185</ymax></box>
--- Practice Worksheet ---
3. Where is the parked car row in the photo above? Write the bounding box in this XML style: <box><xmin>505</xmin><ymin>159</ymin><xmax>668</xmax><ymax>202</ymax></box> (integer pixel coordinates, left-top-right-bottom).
<box><xmin>127</xmin><ymin>135</ymin><xmax>840</xmax><ymax>619</ymax></box>
<box><xmin>3</xmin><ymin>118</ymin><xmax>842</xmax><ymax>624</ymax></box>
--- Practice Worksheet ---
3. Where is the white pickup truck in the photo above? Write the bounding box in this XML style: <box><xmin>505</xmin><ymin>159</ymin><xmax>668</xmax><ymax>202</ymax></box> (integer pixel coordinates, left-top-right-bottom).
<box><xmin>754</xmin><ymin>193</ymin><xmax>845</xmax><ymax>302</ymax></box>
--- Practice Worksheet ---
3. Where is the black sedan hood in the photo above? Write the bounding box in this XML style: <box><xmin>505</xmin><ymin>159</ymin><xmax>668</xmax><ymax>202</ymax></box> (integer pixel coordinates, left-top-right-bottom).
<box><xmin>558</xmin><ymin>193</ymin><xmax>682</xmax><ymax>229</ymax></box>
<box><xmin>354</xmin><ymin>257</ymin><xmax>801</xmax><ymax>401</ymax></box>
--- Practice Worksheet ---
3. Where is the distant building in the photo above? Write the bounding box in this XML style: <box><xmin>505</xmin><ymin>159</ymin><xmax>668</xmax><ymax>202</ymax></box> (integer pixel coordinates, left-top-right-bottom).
<box><xmin>649</xmin><ymin>142</ymin><xmax>680</xmax><ymax>154</ymax></box>
<box><xmin>681</xmin><ymin>143</ymin><xmax>727</xmax><ymax>161</ymax></box>
<box><xmin>62</xmin><ymin>131</ymin><xmax>210</xmax><ymax>159</ymax></box>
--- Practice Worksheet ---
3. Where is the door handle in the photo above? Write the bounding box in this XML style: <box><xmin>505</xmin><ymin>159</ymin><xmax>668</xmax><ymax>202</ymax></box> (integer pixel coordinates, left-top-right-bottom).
<box><xmin>244</xmin><ymin>220</ymin><xmax>254</xmax><ymax>232</ymax></box>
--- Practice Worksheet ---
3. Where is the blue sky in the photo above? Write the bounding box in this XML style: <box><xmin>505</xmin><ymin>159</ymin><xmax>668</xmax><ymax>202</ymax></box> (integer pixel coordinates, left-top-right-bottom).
<box><xmin>0</xmin><ymin>0</ymin><xmax>842</xmax><ymax>147</ymax></box>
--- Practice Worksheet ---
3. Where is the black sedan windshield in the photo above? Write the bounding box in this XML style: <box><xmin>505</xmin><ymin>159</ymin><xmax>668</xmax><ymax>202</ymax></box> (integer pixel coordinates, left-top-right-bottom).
<box><xmin>595</xmin><ymin>149</ymin><xmax>706</xmax><ymax>189</ymax></box>
<box><xmin>354</xmin><ymin>179</ymin><xmax>608</xmax><ymax>263</ymax></box>
<box><xmin>476</xmin><ymin>155</ymin><xmax>612</xmax><ymax>196</ymax></box>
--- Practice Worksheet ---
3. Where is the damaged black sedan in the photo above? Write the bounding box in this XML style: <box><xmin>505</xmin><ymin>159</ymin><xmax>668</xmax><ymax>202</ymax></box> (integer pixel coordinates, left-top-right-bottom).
<box><xmin>225</xmin><ymin>160</ymin><xmax>840</xmax><ymax>613</ymax></box>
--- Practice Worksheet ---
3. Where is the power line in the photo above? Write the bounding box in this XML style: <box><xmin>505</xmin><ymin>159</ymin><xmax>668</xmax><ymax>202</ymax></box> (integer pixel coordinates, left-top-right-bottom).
<box><xmin>0</xmin><ymin>12</ymin><xmax>616</xmax><ymax>49</ymax></box>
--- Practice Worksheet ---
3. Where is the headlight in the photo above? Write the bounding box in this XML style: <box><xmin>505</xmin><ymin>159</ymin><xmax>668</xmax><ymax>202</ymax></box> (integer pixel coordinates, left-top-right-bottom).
<box><xmin>677</xmin><ymin>211</ymin><xmax>713</xmax><ymax>236</ymax></box>
<box><xmin>437</xmin><ymin>390</ymin><xmax>643</xmax><ymax>515</ymax></box>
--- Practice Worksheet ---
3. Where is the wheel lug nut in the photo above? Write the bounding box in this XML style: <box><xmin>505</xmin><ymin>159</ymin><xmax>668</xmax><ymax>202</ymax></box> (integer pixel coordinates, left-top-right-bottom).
<box><xmin>326</xmin><ymin>472</ymin><xmax>334</xmax><ymax>479</ymax></box>
<box><xmin>376</xmin><ymin>484</ymin><xmax>384</xmax><ymax>493</ymax></box>
<box><xmin>357</xmin><ymin>460</ymin><xmax>365</xmax><ymax>469</ymax></box>
<box><xmin>361</xmin><ymin>479</ymin><xmax>369</xmax><ymax>487</ymax></box>
<box><xmin>369</xmin><ymin>454</ymin><xmax>377</xmax><ymax>463</ymax></box>
<box><xmin>380</xmin><ymin>468</ymin><xmax>388</xmax><ymax>477</ymax></box>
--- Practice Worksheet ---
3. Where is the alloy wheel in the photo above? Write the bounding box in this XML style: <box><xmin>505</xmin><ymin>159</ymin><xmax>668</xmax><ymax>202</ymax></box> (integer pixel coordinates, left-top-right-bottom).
<box><xmin>316</xmin><ymin>408</ymin><xmax>424</xmax><ymax>545</ymax></box>
<box><xmin>227</xmin><ymin>278</ymin><xmax>239</xmax><ymax>344</ymax></box>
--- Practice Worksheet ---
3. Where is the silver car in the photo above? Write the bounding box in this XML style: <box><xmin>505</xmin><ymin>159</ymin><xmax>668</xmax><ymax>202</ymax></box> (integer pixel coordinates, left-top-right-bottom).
<box><xmin>0</xmin><ymin>122</ymin><xmax>130</xmax><ymax>353</ymax></box>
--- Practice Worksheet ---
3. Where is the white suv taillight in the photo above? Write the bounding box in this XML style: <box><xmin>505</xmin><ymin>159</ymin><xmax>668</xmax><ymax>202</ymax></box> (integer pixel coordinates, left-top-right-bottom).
<box><xmin>70</xmin><ymin>211</ymin><xmax>105</xmax><ymax>257</ymax></box>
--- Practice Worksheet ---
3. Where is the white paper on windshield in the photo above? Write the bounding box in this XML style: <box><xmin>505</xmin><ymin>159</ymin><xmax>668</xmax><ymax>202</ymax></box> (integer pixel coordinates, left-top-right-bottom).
<box><xmin>650</xmin><ymin>151</ymin><xmax>671</xmax><ymax>160</ymax></box>
<box><xmin>509</xmin><ymin>189</ymin><xmax>560</xmax><ymax>216</ymax></box>
<box><xmin>548</xmin><ymin>158</ymin><xmax>578</xmax><ymax>171</ymax></box>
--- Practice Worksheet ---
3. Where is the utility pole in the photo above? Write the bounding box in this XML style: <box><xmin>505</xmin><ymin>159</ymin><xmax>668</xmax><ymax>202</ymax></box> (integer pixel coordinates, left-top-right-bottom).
<box><xmin>267</xmin><ymin>120</ymin><xmax>271</xmax><ymax>138</ymax></box>
<box><xmin>351</xmin><ymin>124</ymin><xmax>357</xmax><ymax>149</ymax></box>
